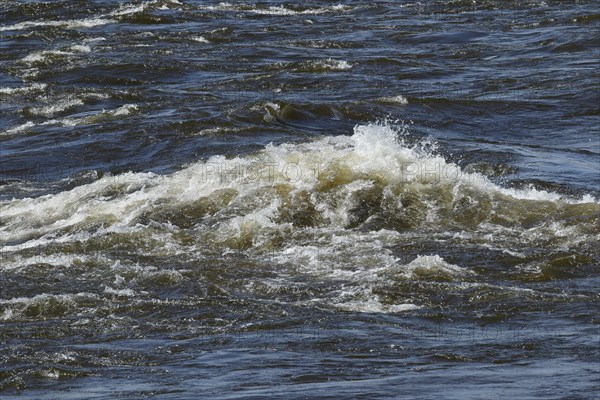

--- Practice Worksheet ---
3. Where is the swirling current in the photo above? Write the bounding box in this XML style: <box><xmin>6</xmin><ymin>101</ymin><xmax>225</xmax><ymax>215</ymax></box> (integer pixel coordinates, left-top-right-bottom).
<box><xmin>1</xmin><ymin>1</ymin><xmax>599</xmax><ymax>399</ymax></box>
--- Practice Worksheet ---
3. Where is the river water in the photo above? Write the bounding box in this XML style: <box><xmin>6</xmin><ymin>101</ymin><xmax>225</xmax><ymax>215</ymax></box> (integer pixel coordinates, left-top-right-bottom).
<box><xmin>1</xmin><ymin>1</ymin><xmax>599</xmax><ymax>399</ymax></box>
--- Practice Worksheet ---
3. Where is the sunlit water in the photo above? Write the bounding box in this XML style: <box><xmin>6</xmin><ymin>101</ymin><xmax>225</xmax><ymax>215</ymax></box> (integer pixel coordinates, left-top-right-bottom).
<box><xmin>1</xmin><ymin>1</ymin><xmax>599</xmax><ymax>398</ymax></box>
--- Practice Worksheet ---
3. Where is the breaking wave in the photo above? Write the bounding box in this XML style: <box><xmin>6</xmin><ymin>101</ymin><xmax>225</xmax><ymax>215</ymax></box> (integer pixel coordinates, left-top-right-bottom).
<box><xmin>1</xmin><ymin>122</ymin><xmax>598</xmax><ymax>312</ymax></box>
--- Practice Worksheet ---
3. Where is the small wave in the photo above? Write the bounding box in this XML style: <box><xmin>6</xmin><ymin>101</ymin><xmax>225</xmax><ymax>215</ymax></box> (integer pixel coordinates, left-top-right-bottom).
<box><xmin>104</xmin><ymin>287</ymin><xmax>137</xmax><ymax>297</ymax></box>
<box><xmin>271</xmin><ymin>58</ymin><xmax>352</xmax><ymax>73</ymax></box>
<box><xmin>20</xmin><ymin>44</ymin><xmax>92</xmax><ymax>64</ymax></box>
<box><xmin>0</xmin><ymin>293</ymin><xmax>99</xmax><ymax>321</ymax></box>
<box><xmin>313</xmin><ymin>58</ymin><xmax>352</xmax><ymax>71</ymax></box>
<box><xmin>402</xmin><ymin>255</ymin><xmax>474</xmax><ymax>280</ymax></box>
<box><xmin>70</xmin><ymin>44</ymin><xmax>92</xmax><ymax>53</ymax></box>
<box><xmin>21</xmin><ymin>50</ymin><xmax>74</xmax><ymax>63</ymax></box>
<box><xmin>195</xmin><ymin>126</ymin><xmax>242</xmax><ymax>136</ymax></box>
<box><xmin>377</xmin><ymin>95</ymin><xmax>409</xmax><ymax>105</ymax></box>
<box><xmin>332</xmin><ymin>289</ymin><xmax>421</xmax><ymax>313</ymax></box>
<box><xmin>248</xmin><ymin>4</ymin><xmax>348</xmax><ymax>16</ymax></box>
<box><xmin>190</xmin><ymin>36</ymin><xmax>210</xmax><ymax>43</ymax></box>
<box><xmin>108</xmin><ymin>104</ymin><xmax>139</xmax><ymax>116</ymax></box>
<box><xmin>0</xmin><ymin>18</ymin><xmax>112</xmax><ymax>32</ymax></box>
<box><xmin>0</xmin><ymin>0</ymin><xmax>182</xmax><ymax>32</ymax></box>
<box><xmin>0</xmin><ymin>253</ymin><xmax>95</xmax><ymax>272</ymax></box>
<box><xmin>0</xmin><ymin>83</ymin><xmax>47</xmax><ymax>95</ymax></box>
<box><xmin>1</xmin><ymin>104</ymin><xmax>139</xmax><ymax>135</ymax></box>
<box><xmin>57</xmin><ymin>103</ymin><xmax>139</xmax><ymax>124</ymax></box>
<box><xmin>110</xmin><ymin>0</ymin><xmax>182</xmax><ymax>16</ymax></box>
<box><xmin>200</xmin><ymin>3</ymin><xmax>349</xmax><ymax>16</ymax></box>
<box><xmin>1</xmin><ymin>121</ymin><xmax>36</xmax><ymax>136</ymax></box>
<box><xmin>25</xmin><ymin>97</ymin><xmax>85</xmax><ymax>118</ymax></box>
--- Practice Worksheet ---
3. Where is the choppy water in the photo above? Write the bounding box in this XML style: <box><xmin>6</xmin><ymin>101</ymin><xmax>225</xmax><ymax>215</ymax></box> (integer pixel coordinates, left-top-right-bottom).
<box><xmin>1</xmin><ymin>1</ymin><xmax>599</xmax><ymax>399</ymax></box>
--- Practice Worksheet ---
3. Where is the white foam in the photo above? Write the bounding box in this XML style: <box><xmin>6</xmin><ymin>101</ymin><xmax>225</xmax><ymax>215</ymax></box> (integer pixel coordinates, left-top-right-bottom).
<box><xmin>191</xmin><ymin>36</ymin><xmax>210</xmax><ymax>43</ymax></box>
<box><xmin>1</xmin><ymin>103</ymin><xmax>139</xmax><ymax>136</ymax></box>
<box><xmin>0</xmin><ymin>293</ymin><xmax>99</xmax><ymax>321</ymax></box>
<box><xmin>249</xmin><ymin>4</ymin><xmax>348</xmax><ymax>16</ymax></box>
<box><xmin>28</xmin><ymin>97</ymin><xmax>84</xmax><ymax>117</ymax></box>
<box><xmin>70</xmin><ymin>44</ymin><xmax>92</xmax><ymax>53</ymax></box>
<box><xmin>315</xmin><ymin>58</ymin><xmax>352</xmax><ymax>71</ymax></box>
<box><xmin>84</xmin><ymin>37</ymin><xmax>106</xmax><ymax>43</ymax></box>
<box><xmin>2</xmin><ymin>121</ymin><xmax>35</xmax><ymax>135</ymax></box>
<box><xmin>0</xmin><ymin>83</ymin><xmax>47</xmax><ymax>95</ymax></box>
<box><xmin>110</xmin><ymin>0</ymin><xmax>182</xmax><ymax>16</ymax></box>
<box><xmin>379</xmin><ymin>95</ymin><xmax>409</xmax><ymax>105</ymax></box>
<box><xmin>0</xmin><ymin>18</ymin><xmax>112</xmax><ymax>32</ymax></box>
<box><xmin>0</xmin><ymin>253</ymin><xmax>95</xmax><ymax>272</ymax></box>
<box><xmin>498</xmin><ymin>185</ymin><xmax>597</xmax><ymax>203</ymax></box>
<box><xmin>200</xmin><ymin>3</ymin><xmax>349</xmax><ymax>16</ymax></box>
<box><xmin>111</xmin><ymin>3</ymin><xmax>148</xmax><ymax>16</ymax></box>
<box><xmin>109</xmin><ymin>104</ymin><xmax>139</xmax><ymax>116</ymax></box>
<box><xmin>195</xmin><ymin>126</ymin><xmax>240</xmax><ymax>136</ymax></box>
<box><xmin>332</xmin><ymin>287</ymin><xmax>421</xmax><ymax>313</ymax></box>
<box><xmin>21</xmin><ymin>50</ymin><xmax>73</xmax><ymax>63</ymax></box>
<box><xmin>402</xmin><ymin>255</ymin><xmax>474</xmax><ymax>279</ymax></box>
<box><xmin>104</xmin><ymin>287</ymin><xmax>137</xmax><ymax>297</ymax></box>
<box><xmin>0</xmin><ymin>0</ymin><xmax>183</xmax><ymax>32</ymax></box>
<box><xmin>60</xmin><ymin>103</ymin><xmax>139</xmax><ymax>124</ymax></box>
<box><xmin>21</xmin><ymin>43</ymin><xmax>92</xmax><ymax>65</ymax></box>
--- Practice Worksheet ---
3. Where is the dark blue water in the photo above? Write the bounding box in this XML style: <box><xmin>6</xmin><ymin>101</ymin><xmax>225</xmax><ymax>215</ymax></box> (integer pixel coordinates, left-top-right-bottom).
<box><xmin>1</xmin><ymin>1</ymin><xmax>599</xmax><ymax>399</ymax></box>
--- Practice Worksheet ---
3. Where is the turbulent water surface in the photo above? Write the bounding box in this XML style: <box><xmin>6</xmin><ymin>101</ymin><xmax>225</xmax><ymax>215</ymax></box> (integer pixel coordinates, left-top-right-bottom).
<box><xmin>1</xmin><ymin>0</ymin><xmax>599</xmax><ymax>398</ymax></box>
